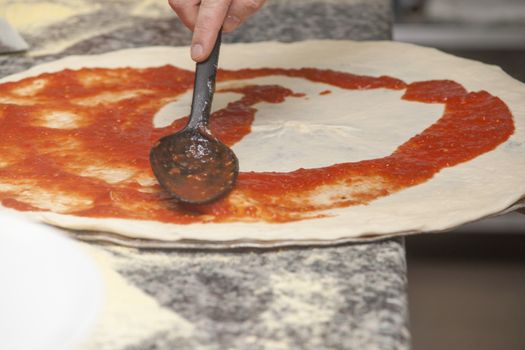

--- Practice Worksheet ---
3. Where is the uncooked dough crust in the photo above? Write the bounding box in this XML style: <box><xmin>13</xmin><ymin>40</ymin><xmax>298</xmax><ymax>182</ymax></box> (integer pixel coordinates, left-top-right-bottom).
<box><xmin>1</xmin><ymin>40</ymin><xmax>524</xmax><ymax>247</ymax></box>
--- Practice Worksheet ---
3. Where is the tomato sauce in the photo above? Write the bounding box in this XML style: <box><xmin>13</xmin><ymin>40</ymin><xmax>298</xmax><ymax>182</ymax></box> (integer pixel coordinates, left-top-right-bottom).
<box><xmin>0</xmin><ymin>65</ymin><xmax>514</xmax><ymax>224</ymax></box>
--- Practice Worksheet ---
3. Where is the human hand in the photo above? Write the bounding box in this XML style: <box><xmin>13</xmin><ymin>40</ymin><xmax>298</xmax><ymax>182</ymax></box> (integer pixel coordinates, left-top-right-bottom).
<box><xmin>168</xmin><ymin>0</ymin><xmax>265</xmax><ymax>62</ymax></box>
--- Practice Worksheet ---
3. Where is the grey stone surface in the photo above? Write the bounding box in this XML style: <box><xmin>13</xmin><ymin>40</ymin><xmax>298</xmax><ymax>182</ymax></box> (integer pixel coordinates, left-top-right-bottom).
<box><xmin>1</xmin><ymin>0</ymin><xmax>392</xmax><ymax>75</ymax></box>
<box><xmin>0</xmin><ymin>1</ymin><xmax>409</xmax><ymax>349</ymax></box>
<box><xmin>108</xmin><ymin>240</ymin><xmax>409</xmax><ymax>350</ymax></box>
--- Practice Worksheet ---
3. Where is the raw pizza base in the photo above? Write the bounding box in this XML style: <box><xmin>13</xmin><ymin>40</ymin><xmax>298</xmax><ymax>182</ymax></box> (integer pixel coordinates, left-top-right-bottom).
<box><xmin>1</xmin><ymin>40</ymin><xmax>525</xmax><ymax>247</ymax></box>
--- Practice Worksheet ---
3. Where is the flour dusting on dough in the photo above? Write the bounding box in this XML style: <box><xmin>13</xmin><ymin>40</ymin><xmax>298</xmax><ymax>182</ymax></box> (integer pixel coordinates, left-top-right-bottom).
<box><xmin>78</xmin><ymin>245</ymin><xmax>194</xmax><ymax>350</ymax></box>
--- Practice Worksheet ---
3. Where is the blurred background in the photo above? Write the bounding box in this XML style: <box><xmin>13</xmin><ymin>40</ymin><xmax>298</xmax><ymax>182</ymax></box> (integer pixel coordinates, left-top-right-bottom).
<box><xmin>393</xmin><ymin>1</ymin><xmax>525</xmax><ymax>349</ymax></box>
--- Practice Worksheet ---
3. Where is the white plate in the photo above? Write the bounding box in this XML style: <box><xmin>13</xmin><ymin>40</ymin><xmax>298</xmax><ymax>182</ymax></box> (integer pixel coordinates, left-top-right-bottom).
<box><xmin>0</xmin><ymin>212</ymin><xmax>103</xmax><ymax>350</ymax></box>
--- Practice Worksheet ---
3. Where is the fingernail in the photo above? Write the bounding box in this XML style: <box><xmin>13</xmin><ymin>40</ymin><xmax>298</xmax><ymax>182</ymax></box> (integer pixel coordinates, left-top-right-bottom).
<box><xmin>191</xmin><ymin>44</ymin><xmax>203</xmax><ymax>60</ymax></box>
<box><xmin>224</xmin><ymin>15</ymin><xmax>241</xmax><ymax>32</ymax></box>
<box><xmin>226</xmin><ymin>15</ymin><xmax>241</xmax><ymax>25</ymax></box>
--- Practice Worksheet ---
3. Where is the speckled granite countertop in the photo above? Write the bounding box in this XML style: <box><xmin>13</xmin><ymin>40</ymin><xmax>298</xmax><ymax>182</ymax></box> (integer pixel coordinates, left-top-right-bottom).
<box><xmin>0</xmin><ymin>1</ymin><xmax>409</xmax><ymax>349</ymax></box>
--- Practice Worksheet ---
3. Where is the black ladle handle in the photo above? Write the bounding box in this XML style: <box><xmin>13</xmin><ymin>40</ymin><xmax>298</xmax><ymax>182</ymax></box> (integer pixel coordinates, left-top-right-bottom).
<box><xmin>187</xmin><ymin>32</ymin><xmax>222</xmax><ymax>130</ymax></box>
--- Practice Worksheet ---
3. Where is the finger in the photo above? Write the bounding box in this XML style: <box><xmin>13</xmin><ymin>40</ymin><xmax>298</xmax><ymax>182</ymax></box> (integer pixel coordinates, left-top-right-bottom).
<box><xmin>168</xmin><ymin>0</ymin><xmax>201</xmax><ymax>30</ymax></box>
<box><xmin>191</xmin><ymin>0</ymin><xmax>233</xmax><ymax>62</ymax></box>
<box><xmin>223</xmin><ymin>0</ymin><xmax>265</xmax><ymax>32</ymax></box>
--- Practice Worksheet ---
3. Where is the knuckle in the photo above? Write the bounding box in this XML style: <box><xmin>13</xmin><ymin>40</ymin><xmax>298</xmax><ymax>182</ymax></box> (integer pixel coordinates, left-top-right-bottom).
<box><xmin>194</xmin><ymin>17</ymin><xmax>216</xmax><ymax>33</ymax></box>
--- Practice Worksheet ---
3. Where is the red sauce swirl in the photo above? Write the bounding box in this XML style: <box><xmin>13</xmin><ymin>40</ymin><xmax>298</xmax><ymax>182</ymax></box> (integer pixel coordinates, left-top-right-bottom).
<box><xmin>0</xmin><ymin>65</ymin><xmax>514</xmax><ymax>224</ymax></box>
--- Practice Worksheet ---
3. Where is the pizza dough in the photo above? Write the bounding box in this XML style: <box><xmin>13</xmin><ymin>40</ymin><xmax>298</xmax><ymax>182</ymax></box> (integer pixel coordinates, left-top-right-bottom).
<box><xmin>1</xmin><ymin>40</ymin><xmax>524</xmax><ymax>247</ymax></box>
